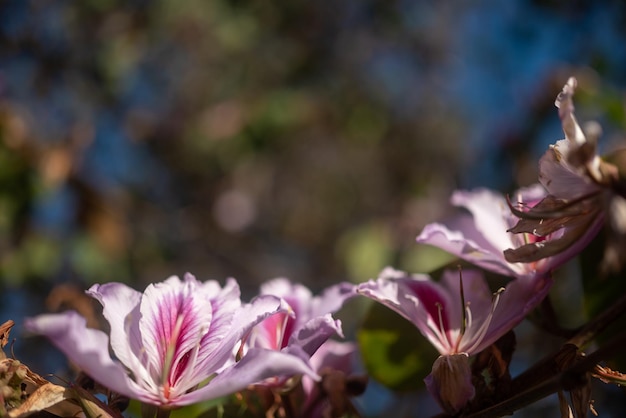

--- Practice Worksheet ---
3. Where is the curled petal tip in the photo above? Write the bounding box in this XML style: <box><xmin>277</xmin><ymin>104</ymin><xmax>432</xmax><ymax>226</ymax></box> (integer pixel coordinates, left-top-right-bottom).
<box><xmin>555</xmin><ymin>76</ymin><xmax>578</xmax><ymax>111</ymax></box>
<box><xmin>567</xmin><ymin>76</ymin><xmax>577</xmax><ymax>90</ymax></box>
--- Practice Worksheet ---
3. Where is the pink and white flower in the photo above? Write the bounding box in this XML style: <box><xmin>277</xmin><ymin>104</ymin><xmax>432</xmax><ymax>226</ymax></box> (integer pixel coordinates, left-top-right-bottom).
<box><xmin>504</xmin><ymin>77</ymin><xmax>610</xmax><ymax>268</ymax></box>
<box><xmin>25</xmin><ymin>274</ymin><xmax>318</xmax><ymax>407</ymax></box>
<box><xmin>245</xmin><ymin>278</ymin><xmax>356</xmax><ymax>369</ymax></box>
<box><xmin>357</xmin><ymin>267</ymin><xmax>550</xmax><ymax>413</ymax></box>
<box><xmin>358</xmin><ymin>267</ymin><xmax>547</xmax><ymax>361</ymax></box>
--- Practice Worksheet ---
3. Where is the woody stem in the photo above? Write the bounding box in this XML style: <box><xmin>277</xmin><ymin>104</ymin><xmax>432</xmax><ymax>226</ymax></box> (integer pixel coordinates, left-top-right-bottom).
<box><xmin>461</xmin><ymin>331</ymin><xmax>626</xmax><ymax>418</ymax></box>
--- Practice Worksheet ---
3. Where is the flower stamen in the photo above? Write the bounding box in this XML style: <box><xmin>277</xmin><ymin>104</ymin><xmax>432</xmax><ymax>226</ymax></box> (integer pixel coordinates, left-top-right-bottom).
<box><xmin>458</xmin><ymin>267</ymin><xmax>467</xmax><ymax>337</ymax></box>
<box><xmin>464</xmin><ymin>287</ymin><xmax>505</xmax><ymax>354</ymax></box>
<box><xmin>435</xmin><ymin>302</ymin><xmax>449</xmax><ymax>349</ymax></box>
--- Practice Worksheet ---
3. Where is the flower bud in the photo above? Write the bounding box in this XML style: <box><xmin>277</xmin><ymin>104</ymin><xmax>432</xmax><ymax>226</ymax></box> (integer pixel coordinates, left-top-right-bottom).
<box><xmin>425</xmin><ymin>353</ymin><xmax>475</xmax><ymax>414</ymax></box>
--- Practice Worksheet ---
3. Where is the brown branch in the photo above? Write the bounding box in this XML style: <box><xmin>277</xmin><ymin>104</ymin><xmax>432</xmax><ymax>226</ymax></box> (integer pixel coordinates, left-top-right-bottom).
<box><xmin>567</xmin><ymin>292</ymin><xmax>626</xmax><ymax>348</ymax></box>
<box><xmin>509</xmin><ymin>290</ymin><xmax>626</xmax><ymax>394</ymax></box>
<box><xmin>461</xmin><ymin>331</ymin><xmax>626</xmax><ymax>418</ymax></box>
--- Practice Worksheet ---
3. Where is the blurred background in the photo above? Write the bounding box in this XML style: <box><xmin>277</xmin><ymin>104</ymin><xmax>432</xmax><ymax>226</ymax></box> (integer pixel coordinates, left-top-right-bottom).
<box><xmin>2</xmin><ymin>0</ymin><xmax>626</xmax><ymax>416</ymax></box>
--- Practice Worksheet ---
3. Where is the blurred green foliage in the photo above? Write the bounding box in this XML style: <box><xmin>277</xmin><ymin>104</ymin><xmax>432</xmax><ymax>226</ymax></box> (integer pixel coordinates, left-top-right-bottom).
<box><xmin>357</xmin><ymin>300</ymin><xmax>438</xmax><ymax>392</ymax></box>
<box><xmin>3</xmin><ymin>0</ymin><xmax>626</xmax><ymax>416</ymax></box>
<box><xmin>0</xmin><ymin>0</ymin><xmax>475</xmax><ymax>291</ymax></box>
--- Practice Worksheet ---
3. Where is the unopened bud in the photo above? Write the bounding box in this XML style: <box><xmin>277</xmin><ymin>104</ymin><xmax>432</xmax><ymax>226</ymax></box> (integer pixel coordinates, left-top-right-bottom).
<box><xmin>425</xmin><ymin>353</ymin><xmax>475</xmax><ymax>414</ymax></box>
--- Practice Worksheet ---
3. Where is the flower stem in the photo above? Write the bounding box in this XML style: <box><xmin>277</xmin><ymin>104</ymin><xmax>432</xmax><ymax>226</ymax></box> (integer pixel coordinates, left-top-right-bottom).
<box><xmin>140</xmin><ymin>404</ymin><xmax>171</xmax><ymax>418</ymax></box>
<box><xmin>156</xmin><ymin>408</ymin><xmax>172</xmax><ymax>418</ymax></box>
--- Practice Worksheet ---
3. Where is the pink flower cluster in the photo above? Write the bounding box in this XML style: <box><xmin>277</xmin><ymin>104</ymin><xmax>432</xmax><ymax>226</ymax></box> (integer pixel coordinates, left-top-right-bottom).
<box><xmin>25</xmin><ymin>77</ymin><xmax>612</xmax><ymax>416</ymax></box>
<box><xmin>26</xmin><ymin>275</ymin><xmax>356</xmax><ymax>410</ymax></box>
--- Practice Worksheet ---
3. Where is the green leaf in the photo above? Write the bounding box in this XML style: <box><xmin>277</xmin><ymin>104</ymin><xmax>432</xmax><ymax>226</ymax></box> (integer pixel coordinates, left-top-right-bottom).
<box><xmin>357</xmin><ymin>301</ymin><xmax>438</xmax><ymax>392</ymax></box>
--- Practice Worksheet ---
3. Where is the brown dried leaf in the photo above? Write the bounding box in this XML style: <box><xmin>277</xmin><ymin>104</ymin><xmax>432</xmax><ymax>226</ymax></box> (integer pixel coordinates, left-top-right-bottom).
<box><xmin>7</xmin><ymin>382</ymin><xmax>74</xmax><ymax>418</ymax></box>
<box><xmin>593</xmin><ymin>364</ymin><xmax>626</xmax><ymax>385</ymax></box>
<box><xmin>22</xmin><ymin>364</ymin><xmax>51</xmax><ymax>388</ymax></box>
<box><xmin>1</xmin><ymin>320</ymin><xmax>15</xmax><ymax>348</ymax></box>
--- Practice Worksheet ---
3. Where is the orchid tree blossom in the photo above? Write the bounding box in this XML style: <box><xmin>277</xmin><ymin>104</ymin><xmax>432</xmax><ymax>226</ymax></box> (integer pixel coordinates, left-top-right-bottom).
<box><xmin>25</xmin><ymin>274</ymin><xmax>319</xmax><ymax>408</ymax></box>
<box><xmin>505</xmin><ymin>77</ymin><xmax>618</xmax><ymax>271</ymax></box>
<box><xmin>239</xmin><ymin>278</ymin><xmax>358</xmax><ymax>416</ymax></box>
<box><xmin>357</xmin><ymin>267</ymin><xmax>551</xmax><ymax>413</ymax></box>
<box><xmin>246</xmin><ymin>278</ymin><xmax>356</xmax><ymax>361</ymax></box>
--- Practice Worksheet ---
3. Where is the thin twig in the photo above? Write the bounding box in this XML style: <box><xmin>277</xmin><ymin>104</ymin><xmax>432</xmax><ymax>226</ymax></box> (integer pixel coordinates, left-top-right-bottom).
<box><xmin>509</xmin><ymin>290</ymin><xmax>626</xmax><ymax>394</ymax></box>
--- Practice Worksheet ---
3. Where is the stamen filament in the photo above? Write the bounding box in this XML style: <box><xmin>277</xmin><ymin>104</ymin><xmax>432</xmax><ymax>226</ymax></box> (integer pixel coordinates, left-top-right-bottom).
<box><xmin>435</xmin><ymin>302</ymin><xmax>451</xmax><ymax>349</ymax></box>
<box><xmin>458</xmin><ymin>267</ymin><xmax>467</xmax><ymax>337</ymax></box>
<box><xmin>464</xmin><ymin>287</ymin><xmax>505</xmax><ymax>354</ymax></box>
<box><xmin>453</xmin><ymin>266</ymin><xmax>468</xmax><ymax>352</ymax></box>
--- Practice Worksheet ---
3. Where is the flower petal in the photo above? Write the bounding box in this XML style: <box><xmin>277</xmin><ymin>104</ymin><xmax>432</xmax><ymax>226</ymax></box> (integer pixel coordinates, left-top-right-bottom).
<box><xmin>139</xmin><ymin>275</ymin><xmax>214</xmax><ymax>396</ymax></box>
<box><xmin>24</xmin><ymin>311</ymin><xmax>150</xmax><ymax>402</ymax></box>
<box><xmin>478</xmin><ymin>274</ymin><xmax>552</xmax><ymax>353</ymax></box>
<box><xmin>288</xmin><ymin>314</ymin><xmax>344</xmax><ymax>356</ymax></box>
<box><xmin>190</xmin><ymin>294</ymin><xmax>287</xmax><ymax>384</ymax></box>
<box><xmin>261</xmin><ymin>278</ymin><xmax>312</xmax><ymax>316</ymax></box>
<box><xmin>450</xmin><ymin>188</ymin><xmax>519</xmax><ymax>254</ymax></box>
<box><xmin>257</xmin><ymin>278</ymin><xmax>355</xmax><ymax>355</ymax></box>
<box><xmin>539</xmin><ymin>139</ymin><xmax>600</xmax><ymax>199</ymax></box>
<box><xmin>417</xmin><ymin>222</ymin><xmax>518</xmax><ymax>278</ymax></box>
<box><xmin>86</xmin><ymin>282</ymin><xmax>143</xmax><ymax>378</ymax></box>
<box><xmin>358</xmin><ymin>267</ymin><xmax>456</xmax><ymax>354</ymax></box>
<box><xmin>174</xmin><ymin>348</ymin><xmax>319</xmax><ymax>406</ymax></box>
<box><xmin>193</xmin><ymin>277</ymin><xmax>241</xmax><ymax>364</ymax></box>
<box><xmin>310</xmin><ymin>282</ymin><xmax>357</xmax><ymax>319</ymax></box>
<box><xmin>302</xmin><ymin>340</ymin><xmax>358</xmax><ymax>395</ymax></box>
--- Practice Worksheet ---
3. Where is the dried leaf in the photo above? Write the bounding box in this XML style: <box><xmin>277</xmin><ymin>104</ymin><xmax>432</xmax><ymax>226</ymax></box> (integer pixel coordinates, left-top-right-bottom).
<box><xmin>22</xmin><ymin>364</ymin><xmax>50</xmax><ymax>388</ymax></box>
<box><xmin>0</xmin><ymin>320</ymin><xmax>15</xmax><ymax>348</ymax></box>
<box><xmin>593</xmin><ymin>364</ymin><xmax>626</xmax><ymax>385</ymax></box>
<box><xmin>7</xmin><ymin>383</ymin><xmax>72</xmax><ymax>418</ymax></box>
